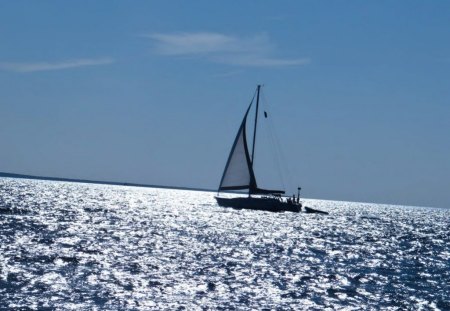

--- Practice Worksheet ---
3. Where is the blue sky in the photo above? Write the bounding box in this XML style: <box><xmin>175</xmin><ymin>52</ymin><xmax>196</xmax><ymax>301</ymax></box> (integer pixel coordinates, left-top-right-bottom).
<box><xmin>1</xmin><ymin>1</ymin><xmax>449</xmax><ymax>208</ymax></box>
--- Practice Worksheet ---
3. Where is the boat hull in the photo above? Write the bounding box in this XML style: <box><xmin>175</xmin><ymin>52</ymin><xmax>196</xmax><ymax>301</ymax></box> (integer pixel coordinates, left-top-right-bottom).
<box><xmin>215</xmin><ymin>196</ymin><xmax>301</xmax><ymax>213</ymax></box>
<box><xmin>304</xmin><ymin>206</ymin><xmax>329</xmax><ymax>215</ymax></box>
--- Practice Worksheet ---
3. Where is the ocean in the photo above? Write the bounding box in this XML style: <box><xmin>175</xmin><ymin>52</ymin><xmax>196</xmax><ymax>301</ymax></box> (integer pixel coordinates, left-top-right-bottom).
<box><xmin>0</xmin><ymin>178</ymin><xmax>448</xmax><ymax>310</ymax></box>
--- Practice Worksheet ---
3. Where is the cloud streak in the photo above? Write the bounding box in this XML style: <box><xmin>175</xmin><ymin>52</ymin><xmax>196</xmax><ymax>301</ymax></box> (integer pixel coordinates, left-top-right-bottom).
<box><xmin>0</xmin><ymin>58</ymin><xmax>115</xmax><ymax>73</ymax></box>
<box><xmin>143</xmin><ymin>32</ymin><xmax>309</xmax><ymax>67</ymax></box>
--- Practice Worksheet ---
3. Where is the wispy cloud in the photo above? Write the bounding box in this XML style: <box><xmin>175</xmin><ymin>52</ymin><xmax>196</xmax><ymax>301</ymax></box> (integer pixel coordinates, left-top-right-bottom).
<box><xmin>214</xmin><ymin>55</ymin><xmax>310</xmax><ymax>67</ymax></box>
<box><xmin>0</xmin><ymin>58</ymin><xmax>115</xmax><ymax>73</ymax></box>
<box><xmin>142</xmin><ymin>33</ymin><xmax>263</xmax><ymax>55</ymax></box>
<box><xmin>142</xmin><ymin>32</ymin><xmax>309</xmax><ymax>67</ymax></box>
<box><xmin>212</xmin><ymin>70</ymin><xmax>244</xmax><ymax>78</ymax></box>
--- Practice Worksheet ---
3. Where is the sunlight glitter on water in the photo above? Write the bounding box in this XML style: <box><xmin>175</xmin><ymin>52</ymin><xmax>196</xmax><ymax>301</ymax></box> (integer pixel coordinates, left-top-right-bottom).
<box><xmin>0</xmin><ymin>178</ymin><xmax>449</xmax><ymax>310</ymax></box>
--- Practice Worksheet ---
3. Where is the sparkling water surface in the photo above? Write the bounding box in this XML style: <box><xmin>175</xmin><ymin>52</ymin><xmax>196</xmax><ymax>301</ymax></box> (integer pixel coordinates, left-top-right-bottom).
<box><xmin>0</xmin><ymin>178</ymin><xmax>449</xmax><ymax>310</ymax></box>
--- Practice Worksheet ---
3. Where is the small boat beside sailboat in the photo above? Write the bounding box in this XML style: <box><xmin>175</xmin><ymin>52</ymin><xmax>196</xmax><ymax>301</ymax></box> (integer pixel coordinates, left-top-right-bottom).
<box><xmin>304</xmin><ymin>206</ymin><xmax>329</xmax><ymax>214</ymax></box>
<box><xmin>215</xmin><ymin>85</ymin><xmax>328</xmax><ymax>214</ymax></box>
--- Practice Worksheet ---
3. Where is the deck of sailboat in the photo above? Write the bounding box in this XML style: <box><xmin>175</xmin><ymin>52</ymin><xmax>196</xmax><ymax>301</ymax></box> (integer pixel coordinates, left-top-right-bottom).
<box><xmin>215</xmin><ymin>196</ymin><xmax>301</xmax><ymax>213</ymax></box>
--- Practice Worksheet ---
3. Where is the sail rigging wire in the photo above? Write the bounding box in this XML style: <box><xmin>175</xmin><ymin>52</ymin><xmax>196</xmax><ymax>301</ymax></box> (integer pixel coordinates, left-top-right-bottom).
<box><xmin>259</xmin><ymin>98</ymin><xmax>286</xmax><ymax>192</ymax></box>
<box><xmin>248</xmin><ymin>85</ymin><xmax>285</xmax><ymax>192</ymax></box>
<box><xmin>260</xmin><ymin>91</ymin><xmax>295</xmax><ymax>194</ymax></box>
<box><xmin>253</xmin><ymin>94</ymin><xmax>286</xmax><ymax>189</ymax></box>
<box><xmin>267</xmin><ymin>115</ymin><xmax>287</xmax><ymax>191</ymax></box>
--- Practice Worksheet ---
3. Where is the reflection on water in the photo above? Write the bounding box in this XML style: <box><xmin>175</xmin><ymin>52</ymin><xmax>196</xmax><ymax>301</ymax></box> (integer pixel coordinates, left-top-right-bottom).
<box><xmin>0</xmin><ymin>178</ymin><xmax>449</xmax><ymax>310</ymax></box>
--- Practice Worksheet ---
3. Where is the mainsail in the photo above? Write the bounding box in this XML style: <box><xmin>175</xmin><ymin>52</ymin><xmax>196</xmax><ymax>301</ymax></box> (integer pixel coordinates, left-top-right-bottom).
<box><xmin>218</xmin><ymin>87</ymin><xmax>285</xmax><ymax>195</ymax></box>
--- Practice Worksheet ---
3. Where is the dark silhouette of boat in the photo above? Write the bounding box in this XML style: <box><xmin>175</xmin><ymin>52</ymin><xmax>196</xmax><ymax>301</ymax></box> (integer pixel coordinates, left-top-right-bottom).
<box><xmin>304</xmin><ymin>206</ymin><xmax>329</xmax><ymax>215</ymax></box>
<box><xmin>215</xmin><ymin>85</ymin><xmax>302</xmax><ymax>213</ymax></box>
<box><xmin>216</xmin><ymin>196</ymin><xmax>301</xmax><ymax>213</ymax></box>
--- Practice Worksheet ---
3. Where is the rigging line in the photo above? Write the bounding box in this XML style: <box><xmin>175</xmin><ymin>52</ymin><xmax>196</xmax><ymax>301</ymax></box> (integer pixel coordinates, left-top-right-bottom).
<box><xmin>258</xmin><ymin>97</ymin><xmax>284</xmax><ymax>190</ymax></box>
<box><xmin>273</xmin><ymin>118</ymin><xmax>295</xmax><ymax>193</ymax></box>
<box><xmin>261</xmin><ymin>91</ymin><xmax>295</xmax><ymax>193</ymax></box>
<box><xmin>260</xmin><ymin>94</ymin><xmax>287</xmax><ymax>192</ymax></box>
<box><xmin>268</xmin><ymin>115</ymin><xmax>286</xmax><ymax>191</ymax></box>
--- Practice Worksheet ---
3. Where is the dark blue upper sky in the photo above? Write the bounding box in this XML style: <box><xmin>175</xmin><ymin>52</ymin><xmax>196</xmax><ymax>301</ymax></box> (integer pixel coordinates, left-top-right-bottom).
<box><xmin>1</xmin><ymin>1</ymin><xmax>449</xmax><ymax>208</ymax></box>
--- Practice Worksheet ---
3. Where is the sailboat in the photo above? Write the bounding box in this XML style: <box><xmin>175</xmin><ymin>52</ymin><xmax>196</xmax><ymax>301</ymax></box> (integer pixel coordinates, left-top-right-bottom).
<box><xmin>215</xmin><ymin>85</ymin><xmax>302</xmax><ymax>213</ymax></box>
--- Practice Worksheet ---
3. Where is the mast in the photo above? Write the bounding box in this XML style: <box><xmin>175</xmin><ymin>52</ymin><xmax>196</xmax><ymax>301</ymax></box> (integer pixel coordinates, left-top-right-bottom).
<box><xmin>251</xmin><ymin>85</ymin><xmax>261</xmax><ymax>165</ymax></box>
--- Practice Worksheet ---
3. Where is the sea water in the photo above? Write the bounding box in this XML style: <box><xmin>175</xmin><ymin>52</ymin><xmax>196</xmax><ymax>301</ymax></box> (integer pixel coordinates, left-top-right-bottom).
<box><xmin>0</xmin><ymin>178</ymin><xmax>449</xmax><ymax>310</ymax></box>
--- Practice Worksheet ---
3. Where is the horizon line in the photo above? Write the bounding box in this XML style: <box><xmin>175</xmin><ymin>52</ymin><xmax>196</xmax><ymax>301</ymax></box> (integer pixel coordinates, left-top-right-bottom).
<box><xmin>0</xmin><ymin>171</ymin><xmax>441</xmax><ymax>210</ymax></box>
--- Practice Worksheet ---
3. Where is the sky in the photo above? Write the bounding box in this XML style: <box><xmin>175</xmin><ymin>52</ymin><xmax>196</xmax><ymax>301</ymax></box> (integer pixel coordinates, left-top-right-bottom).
<box><xmin>1</xmin><ymin>1</ymin><xmax>449</xmax><ymax>208</ymax></box>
